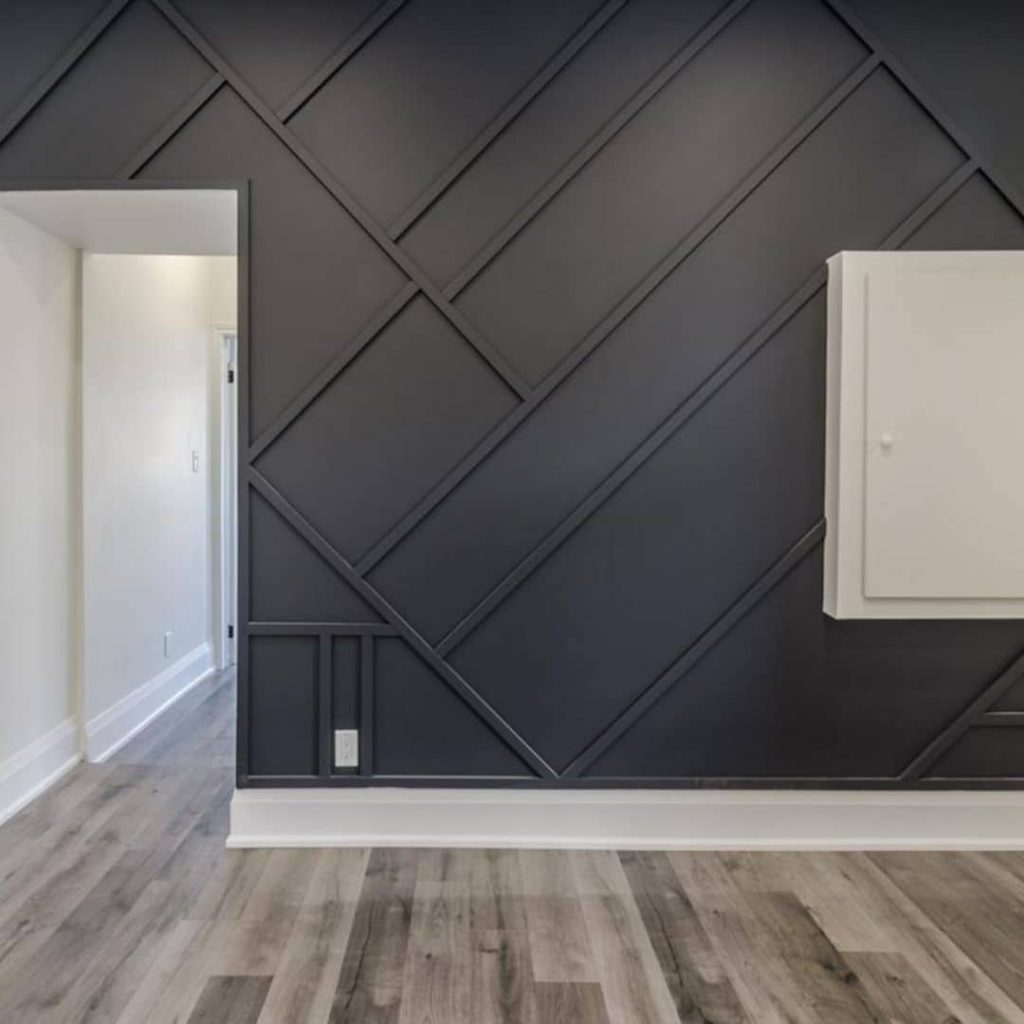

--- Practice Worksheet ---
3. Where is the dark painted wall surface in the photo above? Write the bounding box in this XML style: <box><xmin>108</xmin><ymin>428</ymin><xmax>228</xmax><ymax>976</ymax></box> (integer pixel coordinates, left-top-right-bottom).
<box><xmin>3</xmin><ymin>0</ymin><xmax>1023</xmax><ymax>786</ymax></box>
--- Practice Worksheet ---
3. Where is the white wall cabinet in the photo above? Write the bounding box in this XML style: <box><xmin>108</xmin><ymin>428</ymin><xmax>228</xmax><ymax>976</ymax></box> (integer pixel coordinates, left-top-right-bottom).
<box><xmin>824</xmin><ymin>251</ymin><xmax>1024</xmax><ymax>619</ymax></box>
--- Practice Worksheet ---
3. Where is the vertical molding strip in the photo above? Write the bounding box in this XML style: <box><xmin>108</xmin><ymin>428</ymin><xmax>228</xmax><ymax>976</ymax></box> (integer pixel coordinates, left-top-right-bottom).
<box><xmin>360</xmin><ymin>635</ymin><xmax>375</xmax><ymax>777</ymax></box>
<box><xmin>318</xmin><ymin>633</ymin><xmax>332</xmax><ymax>778</ymax></box>
<box><xmin>235</xmin><ymin>179</ymin><xmax>252</xmax><ymax>784</ymax></box>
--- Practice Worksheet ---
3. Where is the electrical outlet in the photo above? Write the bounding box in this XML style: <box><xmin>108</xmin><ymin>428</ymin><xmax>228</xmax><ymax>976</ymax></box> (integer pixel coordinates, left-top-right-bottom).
<box><xmin>163</xmin><ymin>631</ymin><xmax>173</xmax><ymax>659</ymax></box>
<box><xmin>334</xmin><ymin>729</ymin><xmax>359</xmax><ymax>768</ymax></box>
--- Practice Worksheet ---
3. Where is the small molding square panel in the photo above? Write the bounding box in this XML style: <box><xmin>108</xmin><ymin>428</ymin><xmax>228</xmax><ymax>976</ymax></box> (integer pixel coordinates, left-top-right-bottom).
<box><xmin>824</xmin><ymin>250</ymin><xmax>1024</xmax><ymax>619</ymax></box>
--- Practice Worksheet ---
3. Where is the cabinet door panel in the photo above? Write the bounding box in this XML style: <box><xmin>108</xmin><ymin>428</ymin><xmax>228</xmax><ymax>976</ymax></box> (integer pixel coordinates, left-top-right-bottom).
<box><xmin>864</xmin><ymin>269</ymin><xmax>1024</xmax><ymax>598</ymax></box>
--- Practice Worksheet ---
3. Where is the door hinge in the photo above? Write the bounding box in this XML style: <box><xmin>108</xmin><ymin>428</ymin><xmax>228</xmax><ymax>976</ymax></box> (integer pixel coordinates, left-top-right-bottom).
<box><xmin>227</xmin><ymin>624</ymin><xmax>234</xmax><ymax>639</ymax></box>
<box><xmin>227</xmin><ymin>367</ymin><xmax>235</xmax><ymax>383</ymax></box>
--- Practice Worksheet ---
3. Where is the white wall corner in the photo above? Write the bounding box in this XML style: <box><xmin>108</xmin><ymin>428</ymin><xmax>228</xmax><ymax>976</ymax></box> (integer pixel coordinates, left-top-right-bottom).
<box><xmin>0</xmin><ymin>718</ymin><xmax>80</xmax><ymax>827</ymax></box>
<box><xmin>228</xmin><ymin>787</ymin><xmax>1024</xmax><ymax>851</ymax></box>
<box><xmin>85</xmin><ymin>642</ymin><xmax>215</xmax><ymax>763</ymax></box>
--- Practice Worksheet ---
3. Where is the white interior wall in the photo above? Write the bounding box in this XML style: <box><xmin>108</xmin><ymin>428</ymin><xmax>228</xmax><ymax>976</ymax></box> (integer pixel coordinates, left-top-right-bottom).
<box><xmin>81</xmin><ymin>254</ymin><xmax>236</xmax><ymax>759</ymax></box>
<box><xmin>0</xmin><ymin>207</ymin><xmax>79</xmax><ymax>820</ymax></box>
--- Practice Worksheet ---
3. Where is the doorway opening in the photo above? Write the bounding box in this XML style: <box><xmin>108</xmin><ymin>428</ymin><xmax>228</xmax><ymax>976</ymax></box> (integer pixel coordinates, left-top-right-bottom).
<box><xmin>0</xmin><ymin>185</ymin><xmax>243</xmax><ymax>815</ymax></box>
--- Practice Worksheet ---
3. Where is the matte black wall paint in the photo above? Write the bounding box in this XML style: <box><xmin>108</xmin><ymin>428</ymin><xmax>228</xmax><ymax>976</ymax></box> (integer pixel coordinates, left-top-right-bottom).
<box><xmin>4</xmin><ymin>0</ymin><xmax>1024</xmax><ymax>786</ymax></box>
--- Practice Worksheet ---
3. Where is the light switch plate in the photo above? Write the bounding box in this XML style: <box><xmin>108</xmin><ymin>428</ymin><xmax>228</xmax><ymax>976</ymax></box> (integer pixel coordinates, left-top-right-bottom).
<box><xmin>334</xmin><ymin>729</ymin><xmax>359</xmax><ymax>768</ymax></box>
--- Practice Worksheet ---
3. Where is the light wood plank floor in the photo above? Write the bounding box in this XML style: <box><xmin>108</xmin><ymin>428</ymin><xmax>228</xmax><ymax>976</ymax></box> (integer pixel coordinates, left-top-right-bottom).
<box><xmin>2</xmin><ymin>670</ymin><xmax>1024</xmax><ymax>1023</ymax></box>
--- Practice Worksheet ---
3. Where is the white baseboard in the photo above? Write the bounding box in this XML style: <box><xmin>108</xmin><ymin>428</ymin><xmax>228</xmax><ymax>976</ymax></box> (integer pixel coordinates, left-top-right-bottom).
<box><xmin>228</xmin><ymin>787</ymin><xmax>1024</xmax><ymax>850</ymax></box>
<box><xmin>0</xmin><ymin>718</ymin><xmax>81</xmax><ymax>827</ymax></box>
<box><xmin>86</xmin><ymin>642</ymin><xmax>215</xmax><ymax>763</ymax></box>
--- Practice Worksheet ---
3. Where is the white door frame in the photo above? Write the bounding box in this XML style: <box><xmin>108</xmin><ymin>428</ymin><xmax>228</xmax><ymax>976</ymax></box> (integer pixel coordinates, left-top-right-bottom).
<box><xmin>217</xmin><ymin>328</ymin><xmax>238</xmax><ymax>669</ymax></box>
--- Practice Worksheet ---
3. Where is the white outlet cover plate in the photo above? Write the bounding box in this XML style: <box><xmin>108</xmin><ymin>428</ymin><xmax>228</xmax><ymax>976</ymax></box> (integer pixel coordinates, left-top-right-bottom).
<box><xmin>334</xmin><ymin>730</ymin><xmax>358</xmax><ymax>768</ymax></box>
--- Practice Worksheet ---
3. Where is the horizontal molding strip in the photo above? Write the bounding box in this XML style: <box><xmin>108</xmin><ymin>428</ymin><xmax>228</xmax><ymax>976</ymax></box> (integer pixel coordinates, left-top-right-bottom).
<box><xmin>229</xmin><ymin>787</ymin><xmax>1024</xmax><ymax>849</ymax></box>
<box><xmin>978</xmin><ymin>712</ymin><xmax>1024</xmax><ymax>728</ymax></box>
<box><xmin>240</xmin><ymin>775</ymin><xmax>1024</xmax><ymax>790</ymax></box>
<box><xmin>248</xmin><ymin>621</ymin><xmax>398</xmax><ymax>636</ymax></box>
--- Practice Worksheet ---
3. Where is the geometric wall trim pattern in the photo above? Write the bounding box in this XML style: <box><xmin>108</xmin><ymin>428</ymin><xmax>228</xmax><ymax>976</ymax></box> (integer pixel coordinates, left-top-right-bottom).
<box><xmin>4</xmin><ymin>0</ymin><xmax>1024</xmax><ymax>786</ymax></box>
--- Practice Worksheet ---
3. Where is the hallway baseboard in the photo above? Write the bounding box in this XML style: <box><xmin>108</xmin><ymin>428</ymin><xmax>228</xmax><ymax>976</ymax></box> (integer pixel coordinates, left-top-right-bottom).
<box><xmin>228</xmin><ymin>787</ymin><xmax>1024</xmax><ymax>850</ymax></box>
<box><xmin>85</xmin><ymin>642</ymin><xmax>215</xmax><ymax>763</ymax></box>
<box><xmin>0</xmin><ymin>717</ymin><xmax>80</xmax><ymax>827</ymax></box>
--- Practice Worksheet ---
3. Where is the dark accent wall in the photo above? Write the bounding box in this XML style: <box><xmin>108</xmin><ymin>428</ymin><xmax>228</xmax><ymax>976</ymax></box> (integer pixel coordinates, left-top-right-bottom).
<box><xmin>4</xmin><ymin>0</ymin><xmax>1024</xmax><ymax>787</ymax></box>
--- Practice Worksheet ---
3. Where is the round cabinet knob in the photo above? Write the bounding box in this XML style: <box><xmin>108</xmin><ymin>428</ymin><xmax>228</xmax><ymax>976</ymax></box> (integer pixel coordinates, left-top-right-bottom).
<box><xmin>879</xmin><ymin>433</ymin><xmax>894</xmax><ymax>451</ymax></box>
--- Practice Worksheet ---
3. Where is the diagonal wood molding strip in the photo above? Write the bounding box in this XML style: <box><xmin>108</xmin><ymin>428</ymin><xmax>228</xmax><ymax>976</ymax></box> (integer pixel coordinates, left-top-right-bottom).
<box><xmin>0</xmin><ymin>0</ymin><xmax>133</xmax><ymax>150</ymax></box>
<box><xmin>355</xmin><ymin>51</ymin><xmax>882</xmax><ymax>575</ymax></box>
<box><xmin>247</xmin><ymin>467</ymin><xmax>557</xmax><ymax>779</ymax></box>
<box><xmin>901</xmin><ymin>649</ymin><xmax>1024</xmax><ymax>781</ymax></box>
<box><xmin>276</xmin><ymin>0</ymin><xmax>410</xmax><ymax>122</ymax></box>
<box><xmin>433</xmin><ymin>158</ymin><xmax>978</xmax><ymax>657</ymax></box>
<box><xmin>7</xmin><ymin>0</ymin><xmax>1024</xmax><ymax>433</ymax></box>
<box><xmin>248</xmin><ymin>282</ymin><xmax>420</xmax><ymax>461</ymax></box>
<box><xmin>386</xmin><ymin>0</ymin><xmax>630</xmax><ymax>239</ymax></box>
<box><xmin>123</xmin><ymin>1</ymin><xmax>1009</xmax><ymax>597</ymax></box>
<box><xmin>251</xmin><ymin>48</ymin><xmax>880</xmax><ymax>494</ymax></box>
<box><xmin>118</xmin><ymin>73</ymin><xmax>224</xmax><ymax>180</ymax></box>
<box><xmin>440</xmin><ymin>0</ymin><xmax>757</xmax><ymax>300</ymax></box>
<box><xmin>7</xmin><ymin>0</ymin><xmax>1021</xmax><ymax>783</ymax></box>
<box><xmin>821</xmin><ymin>0</ymin><xmax>1024</xmax><ymax>222</ymax></box>
<box><xmin>148</xmin><ymin>0</ymin><xmax>533</xmax><ymax>401</ymax></box>
<box><xmin>563</xmin><ymin>519</ymin><xmax>828</xmax><ymax>777</ymax></box>
<box><xmin>121</xmin><ymin>0</ymin><xmax>1020</xmax><ymax>606</ymax></box>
